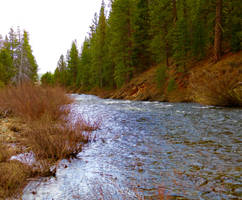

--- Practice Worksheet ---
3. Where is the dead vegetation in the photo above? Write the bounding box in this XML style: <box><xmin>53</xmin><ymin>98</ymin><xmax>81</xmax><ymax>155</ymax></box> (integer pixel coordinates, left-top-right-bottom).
<box><xmin>0</xmin><ymin>83</ymin><xmax>98</xmax><ymax>199</ymax></box>
<box><xmin>190</xmin><ymin>67</ymin><xmax>242</xmax><ymax>106</ymax></box>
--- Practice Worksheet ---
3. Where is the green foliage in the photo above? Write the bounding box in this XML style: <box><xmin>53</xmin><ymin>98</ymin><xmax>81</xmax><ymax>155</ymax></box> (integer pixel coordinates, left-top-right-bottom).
<box><xmin>22</xmin><ymin>31</ymin><xmax>38</xmax><ymax>82</ymax></box>
<box><xmin>41</xmin><ymin>72</ymin><xmax>54</xmax><ymax>86</ymax></box>
<box><xmin>0</xmin><ymin>81</ymin><xmax>4</xmax><ymax>88</ymax></box>
<box><xmin>78</xmin><ymin>39</ymin><xmax>92</xmax><ymax>90</ymax></box>
<box><xmin>132</xmin><ymin>0</ymin><xmax>151</xmax><ymax>72</ymax></box>
<box><xmin>109</xmin><ymin>0</ymin><xmax>135</xmax><ymax>88</ymax></box>
<box><xmin>224</xmin><ymin>0</ymin><xmax>242</xmax><ymax>52</ymax></box>
<box><xmin>0</xmin><ymin>48</ymin><xmax>14</xmax><ymax>84</ymax></box>
<box><xmin>50</xmin><ymin>0</ymin><xmax>240</xmax><ymax>92</ymax></box>
<box><xmin>167</xmin><ymin>77</ymin><xmax>176</xmax><ymax>92</ymax></box>
<box><xmin>54</xmin><ymin>55</ymin><xmax>68</xmax><ymax>87</ymax></box>
<box><xmin>0</xmin><ymin>28</ymin><xmax>38</xmax><ymax>85</ymax></box>
<box><xmin>67</xmin><ymin>41</ymin><xmax>79</xmax><ymax>87</ymax></box>
<box><xmin>156</xmin><ymin>65</ymin><xmax>167</xmax><ymax>89</ymax></box>
<box><xmin>149</xmin><ymin>0</ymin><xmax>173</xmax><ymax>65</ymax></box>
<box><xmin>172</xmin><ymin>17</ymin><xmax>190</xmax><ymax>68</ymax></box>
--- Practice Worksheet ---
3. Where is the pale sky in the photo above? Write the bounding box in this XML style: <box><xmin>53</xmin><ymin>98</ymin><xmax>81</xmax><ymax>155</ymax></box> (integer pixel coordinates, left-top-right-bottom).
<box><xmin>0</xmin><ymin>0</ymin><xmax>108</xmax><ymax>74</ymax></box>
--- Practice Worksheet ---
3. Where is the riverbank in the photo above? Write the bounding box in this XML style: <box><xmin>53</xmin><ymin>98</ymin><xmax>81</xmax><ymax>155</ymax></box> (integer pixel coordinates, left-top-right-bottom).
<box><xmin>0</xmin><ymin>84</ymin><xmax>97</xmax><ymax>199</ymax></box>
<box><xmin>86</xmin><ymin>51</ymin><xmax>242</xmax><ymax>107</ymax></box>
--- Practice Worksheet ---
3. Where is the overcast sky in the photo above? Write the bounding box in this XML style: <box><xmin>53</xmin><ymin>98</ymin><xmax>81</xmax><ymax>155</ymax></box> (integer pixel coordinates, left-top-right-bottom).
<box><xmin>0</xmin><ymin>0</ymin><xmax>107</xmax><ymax>74</ymax></box>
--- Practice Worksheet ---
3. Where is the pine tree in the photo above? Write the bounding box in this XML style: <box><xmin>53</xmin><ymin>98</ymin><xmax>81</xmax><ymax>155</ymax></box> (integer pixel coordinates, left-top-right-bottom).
<box><xmin>214</xmin><ymin>0</ymin><xmax>223</xmax><ymax>62</ymax></box>
<box><xmin>149</xmin><ymin>0</ymin><xmax>173</xmax><ymax>66</ymax></box>
<box><xmin>0</xmin><ymin>48</ymin><xmax>14</xmax><ymax>84</ymax></box>
<box><xmin>190</xmin><ymin>0</ymin><xmax>207</xmax><ymax>60</ymax></box>
<box><xmin>54</xmin><ymin>54</ymin><xmax>68</xmax><ymax>86</ymax></box>
<box><xmin>78</xmin><ymin>38</ymin><xmax>92</xmax><ymax>90</ymax></box>
<box><xmin>22</xmin><ymin>31</ymin><xmax>38</xmax><ymax>82</ymax></box>
<box><xmin>93</xmin><ymin>1</ymin><xmax>107</xmax><ymax>88</ymax></box>
<box><xmin>41</xmin><ymin>72</ymin><xmax>54</xmax><ymax>86</ymax></box>
<box><xmin>109</xmin><ymin>0</ymin><xmax>135</xmax><ymax>88</ymax></box>
<box><xmin>67</xmin><ymin>41</ymin><xmax>79</xmax><ymax>87</ymax></box>
<box><xmin>9</xmin><ymin>29</ymin><xmax>38</xmax><ymax>84</ymax></box>
<box><xmin>172</xmin><ymin>0</ymin><xmax>191</xmax><ymax>69</ymax></box>
<box><xmin>132</xmin><ymin>0</ymin><xmax>151</xmax><ymax>73</ymax></box>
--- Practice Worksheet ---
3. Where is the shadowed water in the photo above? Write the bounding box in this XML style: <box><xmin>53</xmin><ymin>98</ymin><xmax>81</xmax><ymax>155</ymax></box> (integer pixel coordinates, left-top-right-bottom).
<box><xmin>22</xmin><ymin>94</ymin><xmax>242</xmax><ymax>200</ymax></box>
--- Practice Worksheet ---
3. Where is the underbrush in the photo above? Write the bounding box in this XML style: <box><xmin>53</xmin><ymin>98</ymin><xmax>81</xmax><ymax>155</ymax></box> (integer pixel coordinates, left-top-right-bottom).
<box><xmin>0</xmin><ymin>143</ymin><xmax>11</xmax><ymax>162</ymax></box>
<box><xmin>0</xmin><ymin>161</ymin><xmax>31</xmax><ymax>198</ymax></box>
<box><xmin>0</xmin><ymin>83</ymin><xmax>73</xmax><ymax>121</ymax></box>
<box><xmin>24</xmin><ymin>116</ymin><xmax>96</xmax><ymax>161</ymax></box>
<box><xmin>0</xmin><ymin>83</ymin><xmax>98</xmax><ymax>198</ymax></box>
<box><xmin>190</xmin><ymin>67</ymin><xmax>242</xmax><ymax>107</ymax></box>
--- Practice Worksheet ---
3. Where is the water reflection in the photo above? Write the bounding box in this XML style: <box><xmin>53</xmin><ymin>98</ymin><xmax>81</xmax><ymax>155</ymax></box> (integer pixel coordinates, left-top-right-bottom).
<box><xmin>23</xmin><ymin>95</ymin><xmax>242</xmax><ymax>199</ymax></box>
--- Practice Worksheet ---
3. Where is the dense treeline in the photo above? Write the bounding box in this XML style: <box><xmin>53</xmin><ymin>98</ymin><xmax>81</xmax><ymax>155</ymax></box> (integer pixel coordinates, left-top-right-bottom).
<box><xmin>0</xmin><ymin>28</ymin><xmax>38</xmax><ymax>86</ymax></box>
<box><xmin>43</xmin><ymin>0</ymin><xmax>241</xmax><ymax>90</ymax></box>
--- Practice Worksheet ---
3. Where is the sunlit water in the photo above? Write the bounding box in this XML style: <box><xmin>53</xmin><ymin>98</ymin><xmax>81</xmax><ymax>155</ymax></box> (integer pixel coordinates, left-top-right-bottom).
<box><xmin>22</xmin><ymin>94</ymin><xmax>242</xmax><ymax>200</ymax></box>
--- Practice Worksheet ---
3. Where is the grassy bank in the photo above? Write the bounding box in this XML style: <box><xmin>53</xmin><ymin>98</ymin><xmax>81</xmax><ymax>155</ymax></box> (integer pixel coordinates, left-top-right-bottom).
<box><xmin>0</xmin><ymin>83</ymin><xmax>97</xmax><ymax>199</ymax></box>
<box><xmin>88</xmin><ymin>51</ymin><xmax>242</xmax><ymax>107</ymax></box>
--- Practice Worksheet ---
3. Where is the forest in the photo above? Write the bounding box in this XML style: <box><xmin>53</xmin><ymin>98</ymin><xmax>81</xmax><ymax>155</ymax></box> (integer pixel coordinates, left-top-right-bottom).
<box><xmin>38</xmin><ymin>0</ymin><xmax>241</xmax><ymax>93</ymax></box>
<box><xmin>0</xmin><ymin>28</ymin><xmax>38</xmax><ymax>86</ymax></box>
<box><xmin>0</xmin><ymin>0</ymin><xmax>241</xmax><ymax>198</ymax></box>
<box><xmin>0</xmin><ymin>0</ymin><xmax>241</xmax><ymax>104</ymax></box>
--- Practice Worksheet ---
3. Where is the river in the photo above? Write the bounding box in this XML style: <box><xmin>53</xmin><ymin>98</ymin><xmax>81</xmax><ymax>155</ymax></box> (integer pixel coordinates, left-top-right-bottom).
<box><xmin>22</xmin><ymin>94</ymin><xmax>242</xmax><ymax>200</ymax></box>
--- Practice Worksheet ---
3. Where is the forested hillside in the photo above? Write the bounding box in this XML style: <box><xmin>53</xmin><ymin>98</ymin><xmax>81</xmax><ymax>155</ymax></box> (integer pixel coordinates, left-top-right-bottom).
<box><xmin>41</xmin><ymin>0</ymin><xmax>241</xmax><ymax>93</ymax></box>
<box><xmin>0</xmin><ymin>28</ymin><xmax>38</xmax><ymax>86</ymax></box>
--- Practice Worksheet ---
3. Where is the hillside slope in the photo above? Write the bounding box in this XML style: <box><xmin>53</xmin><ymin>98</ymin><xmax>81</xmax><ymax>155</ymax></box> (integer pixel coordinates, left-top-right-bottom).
<box><xmin>93</xmin><ymin>51</ymin><xmax>242</xmax><ymax>106</ymax></box>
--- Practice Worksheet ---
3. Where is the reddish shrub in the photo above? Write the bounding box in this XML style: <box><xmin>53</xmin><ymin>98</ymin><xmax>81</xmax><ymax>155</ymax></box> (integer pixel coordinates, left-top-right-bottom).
<box><xmin>0</xmin><ymin>82</ymin><xmax>73</xmax><ymax>121</ymax></box>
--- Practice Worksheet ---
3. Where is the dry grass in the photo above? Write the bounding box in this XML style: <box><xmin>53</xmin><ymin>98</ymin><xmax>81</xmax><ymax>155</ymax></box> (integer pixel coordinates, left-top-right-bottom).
<box><xmin>0</xmin><ymin>143</ymin><xmax>11</xmax><ymax>162</ymax></box>
<box><xmin>0</xmin><ymin>82</ymin><xmax>73</xmax><ymax>121</ymax></box>
<box><xmin>190</xmin><ymin>67</ymin><xmax>242</xmax><ymax>107</ymax></box>
<box><xmin>0</xmin><ymin>161</ymin><xmax>31</xmax><ymax>198</ymax></box>
<box><xmin>0</xmin><ymin>83</ymin><xmax>99</xmax><ymax>198</ymax></box>
<box><xmin>24</xmin><ymin>117</ymin><xmax>92</xmax><ymax>161</ymax></box>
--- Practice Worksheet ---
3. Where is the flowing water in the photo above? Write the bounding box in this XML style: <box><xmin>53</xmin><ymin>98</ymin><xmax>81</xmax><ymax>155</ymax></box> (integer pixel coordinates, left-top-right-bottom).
<box><xmin>22</xmin><ymin>94</ymin><xmax>242</xmax><ymax>200</ymax></box>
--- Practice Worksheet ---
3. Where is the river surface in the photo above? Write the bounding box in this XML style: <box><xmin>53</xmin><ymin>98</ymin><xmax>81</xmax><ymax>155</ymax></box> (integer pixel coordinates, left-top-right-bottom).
<box><xmin>22</xmin><ymin>94</ymin><xmax>242</xmax><ymax>200</ymax></box>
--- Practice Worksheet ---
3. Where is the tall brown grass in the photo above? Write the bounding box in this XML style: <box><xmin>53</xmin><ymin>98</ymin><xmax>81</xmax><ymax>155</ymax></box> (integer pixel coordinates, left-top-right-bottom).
<box><xmin>0</xmin><ymin>161</ymin><xmax>31</xmax><ymax>198</ymax></box>
<box><xmin>0</xmin><ymin>143</ymin><xmax>10</xmax><ymax>162</ymax></box>
<box><xmin>0</xmin><ymin>82</ymin><xmax>73</xmax><ymax>121</ymax></box>
<box><xmin>189</xmin><ymin>68</ymin><xmax>242</xmax><ymax>107</ymax></box>
<box><xmin>24</xmin><ymin>117</ymin><xmax>91</xmax><ymax>161</ymax></box>
<box><xmin>0</xmin><ymin>83</ymin><xmax>99</xmax><ymax>198</ymax></box>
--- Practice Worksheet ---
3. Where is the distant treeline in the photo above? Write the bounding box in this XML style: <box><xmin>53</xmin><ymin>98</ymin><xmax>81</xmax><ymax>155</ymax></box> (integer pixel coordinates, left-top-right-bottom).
<box><xmin>0</xmin><ymin>28</ymin><xmax>38</xmax><ymax>86</ymax></box>
<box><xmin>41</xmin><ymin>0</ymin><xmax>241</xmax><ymax>89</ymax></box>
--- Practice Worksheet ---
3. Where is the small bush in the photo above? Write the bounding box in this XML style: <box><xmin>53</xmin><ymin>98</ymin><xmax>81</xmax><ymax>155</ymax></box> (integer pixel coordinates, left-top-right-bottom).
<box><xmin>0</xmin><ymin>80</ymin><xmax>4</xmax><ymax>88</ymax></box>
<box><xmin>167</xmin><ymin>78</ymin><xmax>176</xmax><ymax>93</ymax></box>
<box><xmin>24</xmin><ymin>116</ymin><xmax>95</xmax><ymax>161</ymax></box>
<box><xmin>156</xmin><ymin>65</ymin><xmax>167</xmax><ymax>89</ymax></box>
<box><xmin>190</xmin><ymin>68</ymin><xmax>242</xmax><ymax>106</ymax></box>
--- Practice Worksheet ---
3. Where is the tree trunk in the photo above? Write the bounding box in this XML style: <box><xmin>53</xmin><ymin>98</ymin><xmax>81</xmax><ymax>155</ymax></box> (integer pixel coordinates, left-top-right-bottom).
<box><xmin>214</xmin><ymin>0</ymin><xmax>222</xmax><ymax>62</ymax></box>
<box><xmin>172</xmin><ymin>0</ymin><xmax>177</xmax><ymax>23</ymax></box>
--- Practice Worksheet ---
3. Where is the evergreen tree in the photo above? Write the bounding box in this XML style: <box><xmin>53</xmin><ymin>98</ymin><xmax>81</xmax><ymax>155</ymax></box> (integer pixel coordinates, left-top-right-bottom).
<box><xmin>149</xmin><ymin>0</ymin><xmax>173</xmax><ymax>66</ymax></box>
<box><xmin>190</xmin><ymin>0</ymin><xmax>207</xmax><ymax>59</ymax></box>
<box><xmin>41</xmin><ymin>72</ymin><xmax>54</xmax><ymax>86</ymax></box>
<box><xmin>67</xmin><ymin>41</ymin><xmax>79</xmax><ymax>87</ymax></box>
<box><xmin>0</xmin><ymin>48</ymin><xmax>14</xmax><ymax>84</ymax></box>
<box><xmin>93</xmin><ymin>1</ymin><xmax>108</xmax><ymax>88</ymax></box>
<box><xmin>132</xmin><ymin>0</ymin><xmax>151</xmax><ymax>73</ymax></box>
<box><xmin>6</xmin><ymin>28</ymin><xmax>38</xmax><ymax>84</ymax></box>
<box><xmin>54</xmin><ymin>54</ymin><xmax>68</xmax><ymax>86</ymax></box>
<box><xmin>109</xmin><ymin>0</ymin><xmax>135</xmax><ymax>88</ymax></box>
<box><xmin>214</xmin><ymin>0</ymin><xmax>223</xmax><ymax>62</ymax></box>
<box><xmin>21</xmin><ymin>31</ymin><xmax>38</xmax><ymax>82</ymax></box>
<box><xmin>78</xmin><ymin>38</ymin><xmax>92</xmax><ymax>90</ymax></box>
